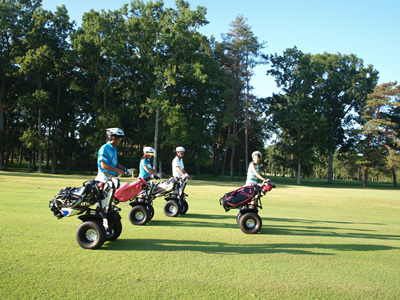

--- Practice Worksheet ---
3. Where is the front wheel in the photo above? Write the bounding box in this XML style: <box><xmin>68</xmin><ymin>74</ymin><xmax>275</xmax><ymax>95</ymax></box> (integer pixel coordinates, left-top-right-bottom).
<box><xmin>164</xmin><ymin>200</ymin><xmax>180</xmax><ymax>217</ymax></box>
<box><xmin>106</xmin><ymin>214</ymin><xmax>122</xmax><ymax>241</ymax></box>
<box><xmin>76</xmin><ymin>220</ymin><xmax>106</xmax><ymax>249</ymax></box>
<box><xmin>180</xmin><ymin>200</ymin><xmax>189</xmax><ymax>215</ymax></box>
<box><xmin>239</xmin><ymin>212</ymin><xmax>262</xmax><ymax>234</ymax></box>
<box><xmin>129</xmin><ymin>205</ymin><xmax>150</xmax><ymax>225</ymax></box>
<box><xmin>147</xmin><ymin>205</ymin><xmax>155</xmax><ymax>221</ymax></box>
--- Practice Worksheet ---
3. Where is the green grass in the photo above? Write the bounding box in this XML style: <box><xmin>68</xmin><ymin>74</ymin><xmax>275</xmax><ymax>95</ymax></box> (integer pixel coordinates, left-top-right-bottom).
<box><xmin>0</xmin><ymin>171</ymin><xmax>399</xmax><ymax>299</ymax></box>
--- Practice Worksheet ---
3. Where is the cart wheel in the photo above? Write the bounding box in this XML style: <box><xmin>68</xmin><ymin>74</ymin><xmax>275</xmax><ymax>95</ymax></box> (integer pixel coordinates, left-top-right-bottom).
<box><xmin>147</xmin><ymin>205</ymin><xmax>155</xmax><ymax>221</ymax></box>
<box><xmin>76</xmin><ymin>220</ymin><xmax>106</xmax><ymax>249</ymax></box>
<box><xmin>164</xmin><ymin>200</ymin><xmax>180</xmax><ymax>217</ymax></box>
<box><xmin>129</xmin><ymin>205</ymin><xmax>150</xmax><ymax>225</ymax></box>
<box><xmin>180</xmin><ymin>200</ymin><xmax>189</xmax><ymax>215</ymax></box>
<box><xmin>236</xmin><ymin>212</ymin><xmax>243</xmax><ymax>225</ymax></box>
<box><xmin>106</xmin><ymin>214</ymin><xmax>122</xmax><ymax>241</ymax></box>
<box><xmin>239</xmin><ymin>212</ymin><xmax>262</xmax><ymax>234</ymax></box>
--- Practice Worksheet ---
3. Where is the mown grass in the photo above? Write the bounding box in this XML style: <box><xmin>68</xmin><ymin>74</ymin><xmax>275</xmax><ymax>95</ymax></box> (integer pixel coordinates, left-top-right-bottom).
<box><xmin>0</xmin><ymin>171</ymin><xmax>399</xmax><ymax>299</ymax></box>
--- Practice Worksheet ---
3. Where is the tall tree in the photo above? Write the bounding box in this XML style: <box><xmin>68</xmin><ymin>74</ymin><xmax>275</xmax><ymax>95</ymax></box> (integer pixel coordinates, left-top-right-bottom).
<box><xmin>16</xmin><ymin>6</ymin><xmax>57</xmax><ymax>172</ymax></box>
<box><xmin>45</xmin><ymin>5</ymin><xmax>75</xmax><ymax>173</ymax></box>
<box><xmin>361</xmin><ymin>82</ymin><xmax>400</xmax><ymax>187</ymax></box>
<box><xmin>312</xmin><ymin>53</ymin><xmax>378</xmax><ymax>183</ymax></box>
<box><xmin>220</xmin><ymin>15</ymin><xmax>265</xmax><ymax>180</ymax></box>
<box><xmin>0</xmin><ymin>0</ymin><xmax>41</xmax><ymax>169</ymax></box>
<box><xmin>267</xmin><ymin>47</ymin><xmax>325</xmax><ymax>184</ymax></box>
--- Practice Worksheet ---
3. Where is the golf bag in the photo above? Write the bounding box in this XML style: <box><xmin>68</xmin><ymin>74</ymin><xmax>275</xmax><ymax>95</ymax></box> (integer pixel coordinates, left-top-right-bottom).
<box><xmin>114</xmin><ymin>177</ymin><xmax>147</xmax><ymax>203</ymax></box>
<box><xmin>219</xmin><ymin>185</ymin><xmax>258</xmax><ymax>211</ymax></box>
<box><xmin>49</xmin><ymin>180</ymin><xmax>106</xmax><ymax>219</ymax></box>
<box><xmin>152</xmin><ymin>177</ymin><xmax>177</xmax><ymax>197</ymax></box>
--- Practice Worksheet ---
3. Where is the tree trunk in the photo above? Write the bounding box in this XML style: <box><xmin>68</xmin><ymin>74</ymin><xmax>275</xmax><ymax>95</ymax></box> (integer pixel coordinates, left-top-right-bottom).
<box><xmin>297</xmin><ymin>159</ymin><xmax>301</xmax><ymax>185</ymax></box>
<box><xmin>66</xmin><ymin>155</ymin><xmax>70</xmax><ymax>175</ymax></box>
<box><xmin>46</xmin><ymin>128</ymin><xmax>50</xmax><ymax>169</ymax></box>
<box><xmin>244</xmin><ymin>82</ymin><xmax>249</xmax><ymax>173</ymax></box>
<box><xmin>52</xmin><ymin>129</ymin><xmax>58</xmax><ymax>174</ymax></box>
<box><xmin>0</xmin><ymin>74</ymin><xmax>4</xmax><ymax>170</ymax></box>
<box><xmin>363</xmin><ymin>167</ymin><xmax>368</xmax><ymax>188</ymax></box>
<box><xmin>33</xmin><ymin>149</ymin><xmax>36</xmax><ymax>170</ymax></box>
<box><xmin>221</xmin><ymin>125</ymin><xmax>231</xmax><ymax>180</ymax></box>
<box><xmin>221</xmin><ymin>148</ymin><xmax>228</xmax><ymax>180</ymax></box>
<box><xmin>230</xmin><ymin>143</ymin><xmax>235</xmax><ymax>181</ymax></box>
<box><xmin>27</xmin><ymin>152</ymin><xmax>32</xmax><ymax>172</ymax></box>
<box><xmin>282</xmin><ymin>155</ymin><xmax>286</xmax><ymax>177</ymax></box>
<box><xmin>213</xmin><ymin>130</ymin><xmax>222</xmax><ymax>177</ymax></box>
<box><xmin>238</xmin><ymin>158</ymin><xmax>242</xmax><ymax>181</ymax></box>
<box><xmin>38</xmin><ymin>108</ymin><xmax>43</xmax><ymax>172</ymax></box>
<box><xmin>328</xmin><ymin>150</ymin><xmax>334</xmax><ymax>184</ymax></box>
<box><xmin>392</xmin><ymin>167</ymin><xmax>397</xmax><ymax>188</ymax></box>
<box><xmin>4</xmin><ymin>148</ymin><xmax>10</xmax><ymax>170</ymax></box>
<box><xmin>52</xmin><ymin>78</ymin><xmax>61</xmax><ymax>174</ymax></box>
<box><xmin>153</xmin><ymin>107</ymin><xmax>160</xmax><ymax>170</ymax></box>
<box><xmin>297</xmin><ymin>129</ymin><xmax>302</xmax><ymax>185</ymax></box>
<box><xmin>290</xmin><ymin>153</ymin><xmax>294</xmax><ymax>178</ymax></box>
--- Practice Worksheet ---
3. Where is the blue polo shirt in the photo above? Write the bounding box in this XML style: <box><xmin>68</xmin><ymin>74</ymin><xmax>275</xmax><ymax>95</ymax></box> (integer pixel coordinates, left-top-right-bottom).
<box><xmin>97</xmin><ymin>142</ymin><xmax>118</xmax><ymax>176</ymax></box>
<box><xmin>139</xmin><ymin>158</ymin><xmax>152</xmax><ymax>178</ymax></box>
<box><xmin>246</xmin><ymin>163</ymin><xmax>259</xmax><ymax>185</ymax></box>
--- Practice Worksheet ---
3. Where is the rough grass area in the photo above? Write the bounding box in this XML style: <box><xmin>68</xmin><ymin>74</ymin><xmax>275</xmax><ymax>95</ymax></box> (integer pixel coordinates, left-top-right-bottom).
<box><xmin>0</xmin><ymin>172</ymin><xmax>399</xmax><ymax>299</ymax></box>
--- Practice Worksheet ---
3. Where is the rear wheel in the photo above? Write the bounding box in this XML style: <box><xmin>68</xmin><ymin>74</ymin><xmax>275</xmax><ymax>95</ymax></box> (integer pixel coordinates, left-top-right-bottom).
<box><xmin>129</xmin><ymin>205</ymin><xmax>150</xmax><ymax>225</ymax></box>
<box><xmin>236</xmin><ymin>212</ymin><xmax>242</xmax><ymax>225</ymax></box>
<box><xmin>76</xmin><ymin>220</ymin><xmax>106</xmax><ymax>249</ymax></box>
<box><xmin>239</xmin><ymin>212</ymin><xmax>262</xmax><ymax>234</ymax></box>
<box><xmin>164</xmin><ymin>200</ymin><xmax>180</xmax><ymax>217</ymax></box>
<box><xmin>180</xmin><ymin>200</ymin><xmax>189</xmax><ymax>215</ymax></box>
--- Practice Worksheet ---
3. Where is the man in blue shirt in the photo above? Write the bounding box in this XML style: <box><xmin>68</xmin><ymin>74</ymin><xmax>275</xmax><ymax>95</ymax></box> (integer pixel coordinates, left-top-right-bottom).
<box><xmin>96</xmin><ymin>128</ymin><xmax>127</xmax><ymax>210</ymax></box>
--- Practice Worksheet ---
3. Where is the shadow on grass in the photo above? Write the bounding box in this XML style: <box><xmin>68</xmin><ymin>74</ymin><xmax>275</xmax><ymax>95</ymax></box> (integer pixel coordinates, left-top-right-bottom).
<box><xmin>266</xmin><ymin>217</ymin><xmax>385</xmax><ymax>226</ymax></box>
<box><xmin>142</xmin><ymin>213</ymin><xmax>238</xmax><ymax>229</ymax></box>
<box><xmin>0</xmin><ymin>171</ymin><xmax>92</xmax><ymax>180</ymax></box>
<box><xmin>101</xmin><ymin>213</ymin><xmax>400</xmax><ymax>253</ymax></box>
<box><xmin>262</xmin><ymin>217</ymin><xmax>400</xmax><ymax>241</ymax></box>
<box><xmin>133</xmin><ymin>214</ymin><xmax>399</xmax><ymax>242</ymax></box>
<box><xmin>103</xmin><ymin>238</ymin><xmax>399</xmax><ymax>255</ymax></box>
<box><xmin>147</xmin><ymin>219</ymin><xmax>238</xmax><ymax>229</ymax></box>
<box><xmin>265</xmin><ymin>225</ymin><xmax>400</xmax><ymax>241</ymax></box>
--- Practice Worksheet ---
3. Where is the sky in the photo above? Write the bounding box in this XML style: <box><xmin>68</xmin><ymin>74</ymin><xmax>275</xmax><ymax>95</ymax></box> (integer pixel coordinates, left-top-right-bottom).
<box><xmin>42</xmin><ymin>0</ymin><xmax>400</xmax><ymax>99</ymax></box>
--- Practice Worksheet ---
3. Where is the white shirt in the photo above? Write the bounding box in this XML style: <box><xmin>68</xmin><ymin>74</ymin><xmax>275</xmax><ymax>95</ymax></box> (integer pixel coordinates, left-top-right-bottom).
<box><xmin>172</xmin><ymin>156</ymin><xmax>185</xmax><ymax>178</ymax></box>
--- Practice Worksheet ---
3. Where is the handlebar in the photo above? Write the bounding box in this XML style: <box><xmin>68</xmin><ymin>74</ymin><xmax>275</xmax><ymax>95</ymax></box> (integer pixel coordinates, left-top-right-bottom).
<box><xmin>123</xmin><ymin>168</ymin><xmax>132</xmax><ymax>176</ymax></box>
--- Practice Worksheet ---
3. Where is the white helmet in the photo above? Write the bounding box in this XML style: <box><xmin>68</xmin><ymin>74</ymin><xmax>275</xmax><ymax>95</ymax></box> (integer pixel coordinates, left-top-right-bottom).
<box><xmin>106</xmin><ymin>128</ymin><xmax>125</xmax><ymax>139</ymax></box>
<box><xmin>143</xmin><ymin>146</ymin><xmax>155</xmax><ymax>156</ymax></box>
<box><xmin>176</xmin><ymin>146</ymin><xmax>185</xmax><ymax>152</ymax></box>
<box><xmin>252</xmin><ymin>151</ymin><xmax>262</xmax><ymax>158</ymax></box>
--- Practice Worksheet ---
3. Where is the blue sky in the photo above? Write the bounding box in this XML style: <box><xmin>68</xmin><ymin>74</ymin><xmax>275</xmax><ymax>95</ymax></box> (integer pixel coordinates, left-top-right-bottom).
<box><xmin>42</xmin><ymin>0</ymin><xmax>400</xmax><ymax>98</ymax></box>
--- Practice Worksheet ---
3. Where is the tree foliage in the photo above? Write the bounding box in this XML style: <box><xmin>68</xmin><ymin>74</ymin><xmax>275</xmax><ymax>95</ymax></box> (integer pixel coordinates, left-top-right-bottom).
<box><xmin>1</xmin><ymin>0</ymin><xmax>397</xmax><ymax>187</ymax></box>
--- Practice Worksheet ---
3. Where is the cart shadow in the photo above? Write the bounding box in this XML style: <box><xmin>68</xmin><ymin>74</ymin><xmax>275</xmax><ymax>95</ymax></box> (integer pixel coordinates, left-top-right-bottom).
<box><xmin>147</xmin><ymin>219</ymin><xmax>238</xmax><ymax>229</ymax></box>
<box><xmin>266</xmin><ymin>217</ymin><xmax>385</xmax><ymax>226</ymax></box>
<box><xmin>103</xmin><ymin>238</ymin><xmax>399</xmax><ymax>255</ymax></box>
<box><xmin>103</xmin><ymin>213</ymin><xmax>400</xmax><ymax>253</ymax></box>
<box><xmin>142</xmin><ymin>215</ymin><xmax>394</xmax><ymax>241</ymax></box>
<box><xmin>146</xmin><ymin>212</ymin><xmax>239</xmax><ymax>229</ymax></box>
<box><xmin>265</xmin><ymin>225</ymin><xmax>400</xmax><ymax>241</ymax></box>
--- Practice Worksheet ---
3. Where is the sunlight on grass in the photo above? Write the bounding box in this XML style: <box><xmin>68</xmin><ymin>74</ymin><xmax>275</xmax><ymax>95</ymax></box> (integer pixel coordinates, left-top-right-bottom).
<box><xmin>0</xmin><ymin>171</ymin><xmax>399</xmax><ymax>299</ymax></box>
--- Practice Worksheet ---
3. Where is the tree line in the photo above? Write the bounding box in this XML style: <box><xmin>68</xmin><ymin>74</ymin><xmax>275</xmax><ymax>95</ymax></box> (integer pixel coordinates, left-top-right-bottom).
<box><xmin>1</xmin><ymin>0</ymin><xmax>399</xmax><ymax>187</ymax></box>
